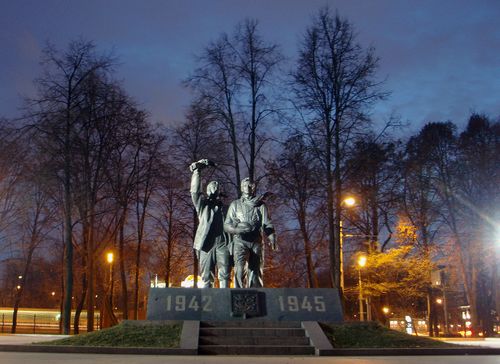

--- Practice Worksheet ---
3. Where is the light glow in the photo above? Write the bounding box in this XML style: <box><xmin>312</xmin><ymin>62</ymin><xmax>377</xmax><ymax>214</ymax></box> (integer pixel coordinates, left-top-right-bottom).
<box><xmin>358</xmin><ymin>255</ymin><xmax>367</xmax><ymax>268</ymax></box>
<box><xmin>343</xmin><ymin>197</ymin><xmax>356</xmax><ymax>207</ymax></box>
<box><xmin>181</xmin><ymin>275</ymin><xmax>205</xmax><ymax>288</ymax></box>
<box><xmin>106</xmin><ymin>252</ymin><xmax>114</xmax><ymax>264</ymax></box>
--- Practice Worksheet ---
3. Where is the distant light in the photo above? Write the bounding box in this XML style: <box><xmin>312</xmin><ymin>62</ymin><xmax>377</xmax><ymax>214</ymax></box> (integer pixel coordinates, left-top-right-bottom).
<box><xmin>18</xmin><ymin>275</ymin><xmax>22</xmax><ymax>279</ymax></box>
<box><xmin>343</xmin><ymin>197</ymin><xmax>356</xmax><ymax>207</ymax></box>
<box><xmin>181</xmin><ymin>275</ymin><xmax>205</xmax><ymax>288</ymax></box>
<box><xmin>106</xmin><ymin>252</ymin><xmax>114</xmax><ymax>264</ymax></box>
<box><xmin>51</xmin><ymin>291</ymin><xmax>56</xmax><ymax>296</ymax></box>
<box><xmin>382</xmin><ymin>306</ymin><xmax>389</xmax><ymax>314</ymax></box>
<box><xmin>16</xmin><ymin>285</ymin><xmax>21</xmax><ymax>290</ymax></box>
<box><xmin>436</xmin><ymin>298</ymin><xmax>443</xmax><ymax>304</ymax></box>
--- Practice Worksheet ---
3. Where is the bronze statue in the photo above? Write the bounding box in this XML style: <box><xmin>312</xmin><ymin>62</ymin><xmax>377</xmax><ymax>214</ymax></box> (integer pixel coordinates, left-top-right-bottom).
<box><xmin>190</xmin><ymin>159</ymin><xmax>230</xmax><ymax>288</ymax></box>
<box><xmin>224</xmin><ymin>178</ymin><xmax>277</xmax><ymax>288</ymax></box>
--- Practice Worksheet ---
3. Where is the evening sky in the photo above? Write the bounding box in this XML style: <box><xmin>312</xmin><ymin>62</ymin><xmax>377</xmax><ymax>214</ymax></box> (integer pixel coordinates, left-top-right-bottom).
<box><xmin>1</xmin><ymin>0</ymin><xmax>499</xmax><ymax>134</ymax></box>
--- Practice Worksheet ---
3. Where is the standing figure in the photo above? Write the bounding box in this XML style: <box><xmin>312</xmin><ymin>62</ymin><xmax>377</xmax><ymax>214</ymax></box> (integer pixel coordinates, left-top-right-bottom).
<box><xmin>190</xmin><ymin>159</ymin><xmax>230</xmax><ymax>288</ymax></box>
<box><xmin>224</xmin><ymin>178</ymin><xmax>277</xmax><ymax>288</ymax></box>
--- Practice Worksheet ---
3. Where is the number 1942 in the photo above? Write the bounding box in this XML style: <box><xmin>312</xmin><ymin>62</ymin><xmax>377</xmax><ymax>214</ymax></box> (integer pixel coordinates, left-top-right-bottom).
<box><xmin>165</xmin><ymin>295</ymin><xmax>212</xmax><ymax>312</ymax></box>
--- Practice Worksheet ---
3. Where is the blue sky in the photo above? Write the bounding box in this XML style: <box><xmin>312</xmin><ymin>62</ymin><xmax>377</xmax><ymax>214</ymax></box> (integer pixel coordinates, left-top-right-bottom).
<box><xmin>1</xmin><ymin>0</ymin><xmax>499</xmax><ymax>135</ymax></box>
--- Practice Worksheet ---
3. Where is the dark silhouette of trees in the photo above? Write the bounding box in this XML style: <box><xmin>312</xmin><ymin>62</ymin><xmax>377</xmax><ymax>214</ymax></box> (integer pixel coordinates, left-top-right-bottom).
<box><xmin>186</xmin><ymin>19</ymin><xmax>282</xmax><ymax>192</ymax></box>
<box><xmin>344</xmin><ymin>136</ymin><xmax>401</xmax><ymax>252</ymax></box>
<box><xmin>292</xmin><ymin>7</ymin><xmax>387</xmax><ymax>295</ymax></box>
<box><xmin>267</xmin><ymin>135</ymin><xmax>324</xmax><ymax>288</ymax></box>
<box><xmin>26</xmin><ymin>40</ymin><xmax>114</xmax><ymax>334</ymax></box>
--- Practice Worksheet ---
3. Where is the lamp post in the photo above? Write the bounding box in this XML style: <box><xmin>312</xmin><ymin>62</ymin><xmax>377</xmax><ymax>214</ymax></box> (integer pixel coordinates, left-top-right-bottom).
<box><xmin>340</xmin><ymin>197</ymin><xmax>356</xmax><ymax>292</ymax></box>
<box><xmin>106</xmin><ymin>252</ymin><xmax>114</xmax><ymax>308</ymax></box>
<box><xmin>358</xmin><ymin>255</ymin><xmax>367</xmax><ymax>321</ymax></box>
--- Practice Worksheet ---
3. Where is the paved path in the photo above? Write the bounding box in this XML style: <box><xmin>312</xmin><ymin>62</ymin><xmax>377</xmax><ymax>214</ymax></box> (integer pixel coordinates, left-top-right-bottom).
<box><xmin>0</xmin><ymin>353</ymin><xmax>499</xmax><ymax>364</ymax></box>
<box><xmin>443</xmin><ymin>338</ymin><xmax>500</xmax><ymax>348</ymax></box>
<box><xmin>1</xmin><ymin>334</ymin><xmax>499</xmax><ymax>364</ymax></box>
<box><xmin>0</xmin><ymin>334</ymin><xmax>68</xmax><ymax>345</ymax></box>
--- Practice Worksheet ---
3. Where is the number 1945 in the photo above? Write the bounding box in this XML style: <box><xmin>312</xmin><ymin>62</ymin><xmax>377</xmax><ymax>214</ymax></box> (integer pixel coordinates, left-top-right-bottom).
<box><xmin>278</xmin><ymin>295</ymin><xmax>326</xmax><ymax>312</ymax></box>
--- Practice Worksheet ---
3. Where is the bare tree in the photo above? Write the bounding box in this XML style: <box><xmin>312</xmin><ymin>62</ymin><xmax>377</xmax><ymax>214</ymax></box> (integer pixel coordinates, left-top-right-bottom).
<box><xmin>186</xmin><ymin>19</ymin><xmax>282</xmax><ymax>192</ymax></box>
<box><xmin>10</xmin><ymin>173</ymin><xmax>56</xmax><ymax>333</ymax></box>
<box><xmin>267</xmin><ymin>135</ymin><xmax>323</xmax><ymax>287</ymax></box>
<box><xmin>292</xmin><ymin>8</ymin><xmax>387</xmax><ymax>296</ymax></box>
<box><xmin>132</xmin><ymin>131</ymin><xmax>164</xmax><ymax>319</ymax></box>
<box><xmin>26</xmin><ymin>40</ymin><xmax>113</xmax><ymax>334</ymax></box>
<box><xmin>344</xmin><ymin>136</ymin><xmax>402</xmax><ymax>252</ymax></box>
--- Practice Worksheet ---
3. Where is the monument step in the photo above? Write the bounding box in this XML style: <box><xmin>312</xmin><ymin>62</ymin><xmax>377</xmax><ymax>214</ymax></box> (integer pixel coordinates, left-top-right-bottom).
<box><xmin>199</xmin><ymin>335</ymin><xmax>310</xmax><ymax>346</ymax></box>
<box><xmin>201</xmin><ymin>320</ymin><xmax>301</xmax><ymax>328</ymax></box>
<box><xmin>198</xmin><ymin>344</ymin><xmax>315</xmax><ymax>356</ymax></box>
<box><xmin>199</xmin><ymin>327</ymin><xmax>306</xmax><ymax>337</ymax></box>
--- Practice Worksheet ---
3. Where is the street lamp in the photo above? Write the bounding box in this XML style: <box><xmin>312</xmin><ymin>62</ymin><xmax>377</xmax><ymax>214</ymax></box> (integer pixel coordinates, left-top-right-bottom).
<box><xmin>340</xmin><ymin>196</ymin><xmax>356</xmax><ymax>292</ymax></box>
<box><xmin>106</xmin><ymin>252</ymin><xmax>114</xmax><ymax>308</ymax></box>
<box><xmin>343</xmin><ymin>197</ymin><xmax>355</xmax><ymax>207</ymax></box>
<box><xmin>358</xmin><ymin>255</ymin><xmax>367</xmax><ymax>321</ymax></box>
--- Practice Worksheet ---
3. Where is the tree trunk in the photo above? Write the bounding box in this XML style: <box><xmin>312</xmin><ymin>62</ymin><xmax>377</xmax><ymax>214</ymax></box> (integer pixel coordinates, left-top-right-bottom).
<box><xmin>165</xmin><ymin>206</ymin><xmax>174</xmax><ymax>287</ymax></box>
<box><xmin>62</xmin><ymin>160</ymin><xmax>73</xmax><ymax>334</ymax></box>
<box><xmin>326</xmin><ymin>121</ymin><xmax>335</xmax><ymax>289</ymax></box>
<box><xmin>298</xmin><ymin>209</ymin><xmax>317</xmax><ymax>288</ymax></box>
<box><xmin>74</xmin><ymin>263</ymin><xmax>87</xmax><ymax>334</ymax></box>
<box><xmin>333</xmin><ymin>115</ymin><xmax>343</xmax><ymax>295</ymax></box>
<box><xmin>118</xmin><ymin>208</ymin><xmax>129</xmax><ymax>319</ymax></box>
<box><xmin>86</xmin><ymin>217</ymin><xmax>95</xmax><ymax>332</ymax></box>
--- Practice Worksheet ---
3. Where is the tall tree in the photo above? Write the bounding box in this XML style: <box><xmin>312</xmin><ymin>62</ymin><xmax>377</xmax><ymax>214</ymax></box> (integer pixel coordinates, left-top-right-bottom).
<box><xmin>132</xmin><ymin>130</ymin><xmax>164</xmax><ymax>319</ymax></box>
<box><xmin>26</xmin><ymin>40</ymin><xmax>113</xmax><ymax>334</ymax></box>
<box><xmin>344</xmin><ymin>136</ymin><xmax>401</xmax><ymax>252</ymax></box>
<box><xmin>267</xmin><ymin>135</ymin><xmax>323</xmax><ymax>287</ymax></box>
<box><xmin>186</xmin><ymin>19</ymin><xmax>282</xmax><ymax>192</ymax></box>
<box><xmin>456</xmin><ymin>114</ymin><xmax>499</xmax><ymax>335</ymax></box>
<box><xmin>401</xmin><ymin>122</ymin><xmax>453</xmax><ymax>336</ymax></box>
<box><xmin>292</xmin><ymin>8</ymin><xmax>387</xmax><ymax>295</ymax></box>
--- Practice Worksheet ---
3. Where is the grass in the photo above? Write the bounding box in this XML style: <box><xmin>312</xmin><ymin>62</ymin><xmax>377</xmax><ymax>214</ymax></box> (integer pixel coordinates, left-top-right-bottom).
<box><xmin>39</xmin><ymin>320</ymin><xmax>458</xmax><ymax>349</ymax></box>
<box><xmin>43</xmin><ymin>321</ymin><xmax>181</xmax><ymax>348</ymax></box>
<box><xmin>321</xmin><ymin>321</ymin><xmax>458</xmax><ymax>348</ymax></box>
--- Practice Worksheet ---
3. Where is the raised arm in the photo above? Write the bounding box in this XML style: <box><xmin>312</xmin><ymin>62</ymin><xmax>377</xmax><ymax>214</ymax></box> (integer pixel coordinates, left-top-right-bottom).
<box><xmin>190</xmin><ymin>166</ymin><xmax>203</xmax><ymax>214</ymax></box>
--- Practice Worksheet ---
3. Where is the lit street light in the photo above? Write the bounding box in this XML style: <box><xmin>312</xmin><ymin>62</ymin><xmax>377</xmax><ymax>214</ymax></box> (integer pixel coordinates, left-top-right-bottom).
<box><xmin>358</xmin><ymin>255</ymin><xmax>367</xmax><ymax>321</ymax></box>
<box><xmin>106</xmin><ymin>252</ymin><xmax>114</xmax><ymax>308</ymax></box>
<box><xmin>343</xmin><ymin>197</ymin><xmax>355</xmax><ymax>207</ymax></box>
<box><xmin>340</xmin><ymin>196</ymin><xmax>356</xmax><ymax>292</ymax></box>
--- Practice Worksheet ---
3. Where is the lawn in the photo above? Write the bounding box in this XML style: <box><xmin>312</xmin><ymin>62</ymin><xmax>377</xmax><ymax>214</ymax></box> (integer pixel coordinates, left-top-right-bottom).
<box><xmin>321</xmin><ymin>321</ymin><xmax>457</xmax><ymax>348</ymax></box>
<box><xmin>43</xmin><ymin>321</ymin><xmax>181</xmax><ymax>348</ymax></box>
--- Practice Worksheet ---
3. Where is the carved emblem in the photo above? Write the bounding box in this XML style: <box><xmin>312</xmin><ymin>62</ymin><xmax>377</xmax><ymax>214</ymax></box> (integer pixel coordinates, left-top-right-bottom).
<box><xmin>231</xmin><ymin>290</ymin><xmax>261</xmax><ymax>317</ymax></box>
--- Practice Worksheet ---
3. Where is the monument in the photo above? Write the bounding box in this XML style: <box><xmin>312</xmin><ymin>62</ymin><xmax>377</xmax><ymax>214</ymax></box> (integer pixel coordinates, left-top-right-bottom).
<box><xmin>147</xmin><ymin>159</ymin><xmax>342</xmax><ymax>322</ymax></box>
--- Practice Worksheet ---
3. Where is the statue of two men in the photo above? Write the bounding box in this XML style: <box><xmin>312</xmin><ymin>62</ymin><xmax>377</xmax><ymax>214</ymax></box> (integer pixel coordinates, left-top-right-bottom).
<box><xmin>190</xmin><ymin>159</ymin><xmax>277</xmax><ymax>288</ymax></box>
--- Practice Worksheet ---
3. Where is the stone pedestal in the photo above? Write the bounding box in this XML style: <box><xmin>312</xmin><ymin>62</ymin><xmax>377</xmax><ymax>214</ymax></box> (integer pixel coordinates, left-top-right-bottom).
<box><xmin>147</xmin><ymin>287</ymin><xmax>342</xmax><ymax>322</ymax></box>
